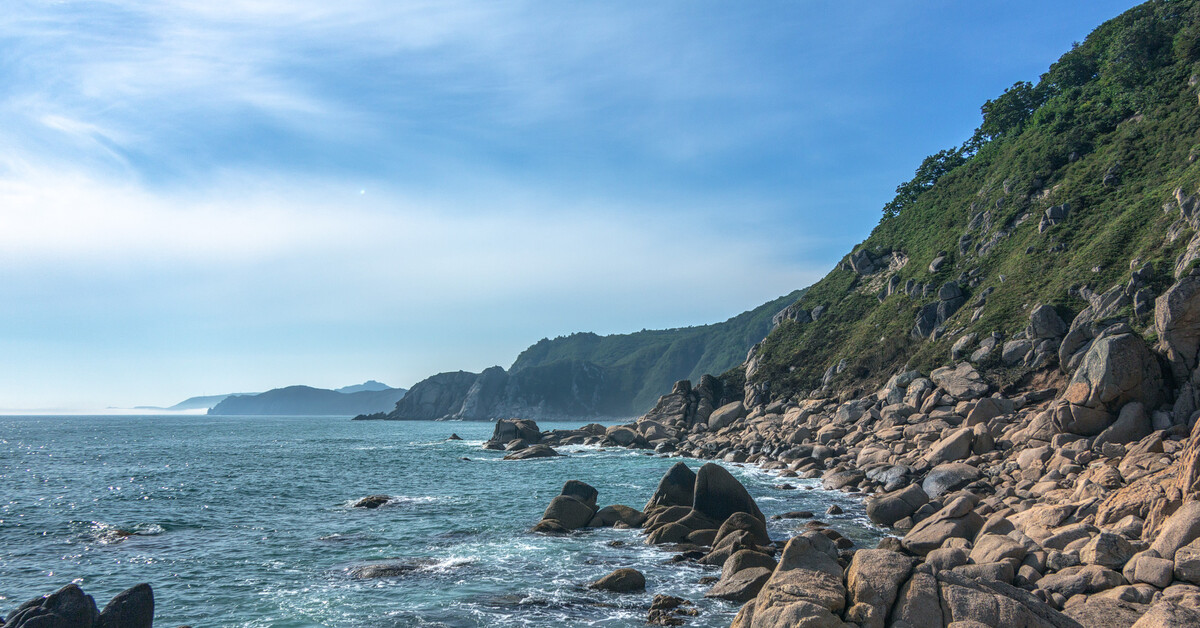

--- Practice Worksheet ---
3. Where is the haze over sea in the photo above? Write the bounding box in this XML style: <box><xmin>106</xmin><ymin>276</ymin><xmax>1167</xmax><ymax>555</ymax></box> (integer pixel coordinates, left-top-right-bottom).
<box><xmin>1</xmin><ymin>415</ymin><xmax>879</xmax><ymax>626</ymax></box>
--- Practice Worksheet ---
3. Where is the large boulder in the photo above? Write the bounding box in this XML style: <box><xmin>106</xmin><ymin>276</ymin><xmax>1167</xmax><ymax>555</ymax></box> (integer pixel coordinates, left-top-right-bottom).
<box><xmin>1063</xmin><ymin>333</ymin><xmax>1163</xmax><ymax>414</ymax></box>
<box><xmin>922</xmin><ymin>462</ymin><xmax>982</xmax><ymax>499</ymax></box>
<box><xmin>561</xmin><ymin>480</ymin><xmax>598</xmax><ymax>510</ymax></box>
<box><xmin>709</xmin><ymin>401</ymin><xmax>746</xmax><ymax>431</ymax></box>
<box><xmin>1064</xmin><ymin>597</ymin><xmax>1149</xmax><ymax>628</ymax></box>
<box><xmin>925</xmin><ymin>427</ymin><xmax>975</xmax><ymax>465</ymax></box>
<box><xmin>96</xmin><ymin>584</ymin><xmax>154</xmax><ymax>628</ymax></box>
<box><xmin>1029</xmin><ymin>304</ymin><xmax>1068</xmax><ymax>339</ymax></box>
<box><xmin>866</xmin><ymin>483</ymin><xmax>929</xmax><ymax>527</ymax></box>
<box><xmin>4</xmin><ymin>584</ymin><xmax>100</xmax><ymax>628</ymax></box>
<box><xmin>931</xmin><ymin>363</ymin><xmax>989</xmax><ymax>399</ymax></box>
<box><xmin>1156</xmin><ymin>275</ymin><xmax>1200</xmax><ymax>382</ymax></box>
<box><xmin>936</xmin><ymin>570</ymin><xmax>1083</xmax><ymax>628</ymax></box>
<box><xmin>693</xmin><ymin>463</ymin><xmax>764</xmax><ymax>523</ymax></box>
<box><xmin>589</xmin><ymin>568</ymin><xmax>646</xmax><ymax>593</ymax></box>
<box><xmin>645</xmin><ymin>462</ymin><xmax>696</xmax><ymax>511</ymax></box>
<box><xmin>1094</xmin><ymin>402</ymin><xmax>1152</xmax><ymax>448</ymax></box>
<box><xmin>542</xmin><ymin>495</ymin><xmax>595</xmax><ymax>530</ymax></box>
<box><xmin>503</xmin><ymin>444</ymin><xmax>560</xmax><ymax>460</ymax></box>
<box><xmin>844</xmin><ymin>549</ymin><xmax>915</xmax><ymax>628</ymax></box>
<box><xmin>1130</xmin><ymin>600</ymin><xmax>1200</xmax><ymax>627</ymax></box>
<box><xmin>706</xmin><ymin>567</ymin><xmax>773</xmax><ymax>603</ymax></box>
<box><xmin>486</xmin><ymin>418</ymin><xmax>541</xmax><ymax>448</ymax></box>
<box><xmin>902</xmin><ymin>495</ymin><xmax>985</xmax><ymax>556</ymax></box>
<box><xmin>742</xmin><ymin>535</ymin><xmax>850</xmax><ymax>628</ymax></box>
<box><xmin>1150</xmin><ymin>501</ymin><xmax>1200</xmax><ymax>560</ymax></box>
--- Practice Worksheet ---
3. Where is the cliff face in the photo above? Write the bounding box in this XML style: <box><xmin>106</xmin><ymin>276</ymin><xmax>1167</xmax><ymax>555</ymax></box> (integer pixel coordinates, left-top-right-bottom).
<box><xmin>363</xmin><ymin>290</ymin><xmax>803</xmax><ymax>421</ymax></box>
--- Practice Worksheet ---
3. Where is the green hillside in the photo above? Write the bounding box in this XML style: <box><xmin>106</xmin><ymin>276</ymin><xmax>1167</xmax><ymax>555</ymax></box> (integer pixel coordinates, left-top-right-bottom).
<box><xmin>748</xmin><ymin>0</ymin><xmax>1200</xmax><ymax>399</ymax></box>
<box><xmin>512</xmin><ymin>289</ymin><xmax>804</xmax><ymax>411</ymax></box>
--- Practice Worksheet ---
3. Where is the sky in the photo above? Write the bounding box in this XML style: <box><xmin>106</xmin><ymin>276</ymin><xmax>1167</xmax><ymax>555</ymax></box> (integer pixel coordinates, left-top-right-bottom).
<box><xmin>0</xmin><ymin>0</ymin><xmax>1141</xmax><ymax>411</ymax></box>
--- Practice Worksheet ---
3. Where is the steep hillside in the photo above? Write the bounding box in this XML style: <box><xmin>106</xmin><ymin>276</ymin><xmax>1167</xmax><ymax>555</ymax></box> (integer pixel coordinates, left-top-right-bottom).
<box><xmin>209</xmin><ymin>385</ymin><xmax>407</xmax><ymax>416</ymax></box>
<box><xmin>360</xmin><ymin>290</ymin><xmax>802</xmax><ymax>421</ymax></box>
<box><xmin>512</xmin><ymin>289</ymin><xmax>803</xmax><ymax>411</ymax></box>
<box><xmin>746</xmin><ymin>0</ymin><xmax>1200</xmax><ymax>404</ymax></box>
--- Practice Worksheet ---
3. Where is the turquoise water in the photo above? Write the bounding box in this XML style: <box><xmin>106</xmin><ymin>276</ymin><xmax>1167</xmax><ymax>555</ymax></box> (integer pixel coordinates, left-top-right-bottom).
<box><xmin>0</xmin><ymin>416</ymin><xmax>880</xmax><ymax>626</ymax></box>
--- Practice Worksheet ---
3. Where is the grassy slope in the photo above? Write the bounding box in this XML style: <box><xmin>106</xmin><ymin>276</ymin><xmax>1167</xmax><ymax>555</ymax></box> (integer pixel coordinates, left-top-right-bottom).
<box><xmin>751</xmin><ymin>0</ymin><xmax>1200</xmax><ymax>399</ymax></box>
<box><xmin>511</xmin><ymin>289</ymin><xmax>804</xmax><ymax>411</ymax></box>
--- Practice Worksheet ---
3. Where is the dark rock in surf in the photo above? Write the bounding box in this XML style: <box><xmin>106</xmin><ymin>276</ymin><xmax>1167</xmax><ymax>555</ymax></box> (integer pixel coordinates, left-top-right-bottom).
<box><xmin>692</xmin><ymin>463</ymin><xmax>764</xmax><ymax>523</ymax></box>
<box><xmin>645</xmin><ymin>462</ymin><xmax>697</xmax><ymax>512</ymax></box>
<box><xmin>352</xmin><ymin>495</ymin><xmax>392</xmax><ymax>509</ymax></box>
<box><xmin>96</xmin><ymin>583</ymin><xmax>154</xmax><ymax>628</ymax></box>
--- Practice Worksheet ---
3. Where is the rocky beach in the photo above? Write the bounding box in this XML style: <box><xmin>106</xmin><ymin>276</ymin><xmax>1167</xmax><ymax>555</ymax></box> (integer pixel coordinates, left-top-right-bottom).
<box><xmin>493</xmin><ymin>259</ymin><xmax>1200</xmax><ymax>627</ymax></box>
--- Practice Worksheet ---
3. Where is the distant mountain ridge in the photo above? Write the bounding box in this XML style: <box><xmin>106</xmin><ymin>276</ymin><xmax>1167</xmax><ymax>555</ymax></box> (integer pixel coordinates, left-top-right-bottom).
<box><xmin>209</xmin><ymin>384</ymin><xmax>407</xmax><ymax>416</ymax></box>
<box><xmin>357</xmin><ymin>290</ymin><xmax>804</xmax><ymax>421</ymax></box>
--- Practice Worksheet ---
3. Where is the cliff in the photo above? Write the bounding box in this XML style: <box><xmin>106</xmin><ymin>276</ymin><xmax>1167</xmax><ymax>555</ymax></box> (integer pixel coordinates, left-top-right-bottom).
<box><xmin>358</xmin><ymin>290</ymin><xmax>801</xmax><ymax>421</ymax></box>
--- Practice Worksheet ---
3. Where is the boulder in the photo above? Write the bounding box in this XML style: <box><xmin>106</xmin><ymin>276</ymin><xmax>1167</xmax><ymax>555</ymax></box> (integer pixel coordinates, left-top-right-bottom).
<box><xmin>96</xmin><ymin>584</ymin><xmax>153</xmax><ymax>628</ymax></box>
<box><xmin>744</xmin><ymin>536</ymin><xmax>849</xmax><ymax>628</ymax></box>
<box><xmin>4</xmin><ymin>584</ymin><xmax>100</xmax><ymax>628</ymax></box>
<box><xmin>715</xmin><ymin>511</ymin><xmax>770</xmax><ymax>547</ymax></box>
<box><xmin>709</xmin><ymin>401</ymin><xmax>746</xmax><ymax>431</ymax></box>
<box><xmin>1064</xmin><ymin>333</ymin><xmax>1162</xmax><ymax>414</ymax></box>
<box><xmin>503</xmin><ymin>444</ymin><xmax>560</xmax><ymax>460</ymax></box>
<box><xmin>645</xmin><ymin>462</ymin><xmax>696</xmax><ymax>511</ymax></box>
<box><xmin>588</xmin><ymin>505</ymin><xmax>646</xmax><ymax>528</ymax></box>
<box><xmin>845</xmin><ymin>549</ymin><xmax>915</xmax><ymax>628</ymax></box>
<box><xmin>970</xmin><ymin>534</ymin><xmax>1028</xmax><ymax>565</ymax></box>
<box><xmin>966</xmin><ymin>396</ymin><xmax>1013</xmax><ymax>425</ymax></box>
<box><xmin>1003</xmin><ymin>339</ymin><xmax>1034</xmax><ymax>365</ymax></box>
<box><xmin>1038</xmin><ymin>565</ymin><xmax>1126</xmax><ymax>597</ymax></box>
<box><xmin>560</xmin><ymin>480</ymin><xmax>598</xmax><ymax>510</ymax></box>
<box><xmin>1150</xmin><ymin>502</ymin><xmax>1200</xmax><ymax>560</ymax></box>
<box><xmin>706</xmin><ymin>566</ymin><xmax>773</xmax><ymax>603</ymax></box>
<box><xmin>486</xmin><ymin>419</ymin><xmax>541</xmax><ymax>448</ymax></box>
<box><xmin>1063</xmin><ymin>597</ymin><xmax>1148</xmax><ymax>628</ymax></box>
<box><xmin>589</xmin><ymin>568</ymin><xmax>646</xmax><ymax>593</ymax></box>
<box><xmin>1156</xmin><ymin>275</ymin><xmax>1200</xmax><ymax>383</ymax></box>
<box><xmin>866</xmin><ymin>483</ymin><xmax>929</xmax><ymax>527</ymax></box>
<box><xmin>931</xmin><ymin>363</ymin><xmax>990</xmax><ymax>399</ymax></box>
<box><xmin>1129</xmin><ymin>600</ymin><xmax>1200</xmax><ymax>627</ymax></box>
<box><xmin>542</xmin><ymin>495</ymin><xmax>595</xmax><ymax>530</ymax></box>
<box><xmin>936</xmin><ymin>570</ymin><xmax>1082</xmax><ymax>628</ymax></box>
<box><xmin>926</xmin><ymin>428</ymin><xmax>975</xmax><ymax>465</ymax></box>
<box><xmin>1081</xmin><ymin>532</ymin><xmax>1134</xmax><ymax>570</ymax></box>
<box><xmin>693</xmin><ymin>463</ymin><xmax>764</xmax><ymax>523</ymax></box>
<box><xmin>1125</xmin><ymin>553</ymin><xmax>1174</xmax><ymax>588</ymax></box>
<box><xmin>891</xmin><ymin>570</ymin><xmax>944</xmax><ymax>627</ymax></box>
<box><xmin>1052</xmin><ymin>401</ymin><xmax>1115</xmax><ymax>437</ymax></box>
<box><xmin>902</xmin><ymin>495</ymin><xmax>984</xmax><ymax>556</ymax></box>
<box><xmin>922</xmin><ymin>462</ymin><xmax>982</xmax><ymax>499</ymax></box>
<box><xmin>1095</xmin><ymin>403</ymin><xmax>1152</xmax><ymax>448</ymax></box>
<box><xmin>1175</xmin><ymin>540</ymin><xmax>1200</xmax><ymax>584</ymax></box>
<box><xmin>1030</xmin><ymin>304</ymin><xmax>1069</xmax><ymax>339</ymax></box>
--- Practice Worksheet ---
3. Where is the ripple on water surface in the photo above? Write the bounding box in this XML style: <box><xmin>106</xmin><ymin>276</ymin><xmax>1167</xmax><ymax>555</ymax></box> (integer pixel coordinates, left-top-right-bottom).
<box><xmin>0</xmin><ymin>416</ymin><xmax>883</xmax><ymax>626</ymax></box>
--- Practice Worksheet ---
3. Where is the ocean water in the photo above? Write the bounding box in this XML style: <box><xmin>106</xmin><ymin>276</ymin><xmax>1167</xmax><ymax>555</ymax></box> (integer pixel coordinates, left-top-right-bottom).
<box><xmin>0</xmin><ymin>416</ymin><xmax>882</xmax><ymax>627</ymax></box>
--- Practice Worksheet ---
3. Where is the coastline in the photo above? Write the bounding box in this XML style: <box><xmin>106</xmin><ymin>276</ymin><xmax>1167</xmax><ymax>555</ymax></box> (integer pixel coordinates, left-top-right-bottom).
<box><xmin>511</xmin><ymin>299</ymin><xmax>1200</xmax><ymax>627</ymax></box>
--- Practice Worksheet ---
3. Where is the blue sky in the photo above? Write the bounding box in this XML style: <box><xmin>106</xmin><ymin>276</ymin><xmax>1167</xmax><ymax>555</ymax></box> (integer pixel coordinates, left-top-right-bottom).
<box><xmin>0</xmin><ymin>0</ymin><xmax>1140</xmax><ymax>410</ymax></box>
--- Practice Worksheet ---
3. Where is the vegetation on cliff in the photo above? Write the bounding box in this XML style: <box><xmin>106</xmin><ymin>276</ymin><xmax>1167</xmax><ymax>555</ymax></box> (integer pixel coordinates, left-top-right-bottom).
<box><xmin>750</xmin><ymin>0</ymin><xmax>1200</xmax><ymax>400</ymax></box>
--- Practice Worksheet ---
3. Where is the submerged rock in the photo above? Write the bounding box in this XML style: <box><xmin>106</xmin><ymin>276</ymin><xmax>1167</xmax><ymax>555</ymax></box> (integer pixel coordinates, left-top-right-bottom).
<box><xmin>352</xmin><ymin>494</ymin><xmax>392</xmax><ymax>509</ymax></box>
<box><xmin>588</xmin><ymin>568</ymin><xmax>646</xmax><ymax>593</ymax></box>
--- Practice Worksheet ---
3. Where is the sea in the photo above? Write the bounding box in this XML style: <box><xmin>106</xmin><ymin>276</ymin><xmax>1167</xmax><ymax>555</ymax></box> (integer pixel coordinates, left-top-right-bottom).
<box><xmin>0</xmin><ymin>415</ymin><xmax>882</xmax><ymax>627</ymax></box>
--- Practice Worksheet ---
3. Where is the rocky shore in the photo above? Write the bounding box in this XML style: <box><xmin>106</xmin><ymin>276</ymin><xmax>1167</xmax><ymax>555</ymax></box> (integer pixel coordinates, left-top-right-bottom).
<box><xmin>491</xmin><ymin>271</ymin><xmax>1200</xmax><ymax>627</ymax></box>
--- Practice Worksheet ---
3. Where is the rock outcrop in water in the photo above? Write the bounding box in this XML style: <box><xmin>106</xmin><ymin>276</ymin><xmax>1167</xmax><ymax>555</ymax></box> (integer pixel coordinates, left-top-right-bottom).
<box><xmin>3</xmin><ymin>583</ymin><xmax>153</xmax><ymax>628</ymax></box>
